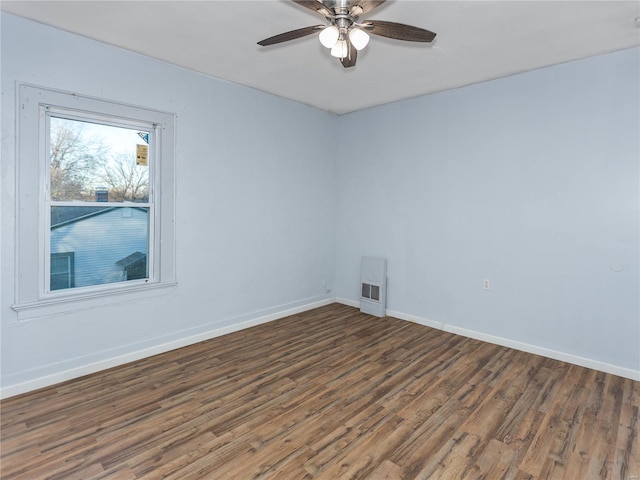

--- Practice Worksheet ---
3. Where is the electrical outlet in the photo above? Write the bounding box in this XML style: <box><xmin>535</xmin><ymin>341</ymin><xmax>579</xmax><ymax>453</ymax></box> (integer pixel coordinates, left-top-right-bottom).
<box><xmin>482</xmin><ymin>279</ymin><xmax>490</xmax><ymax>290</ymax></box>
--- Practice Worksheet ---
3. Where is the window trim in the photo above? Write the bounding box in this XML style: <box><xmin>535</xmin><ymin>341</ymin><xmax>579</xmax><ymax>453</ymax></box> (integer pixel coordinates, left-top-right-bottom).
<box><xmin>12</xmin><ymin>84</ymin><xmax>177</xmax><ymax>319</ymax></box>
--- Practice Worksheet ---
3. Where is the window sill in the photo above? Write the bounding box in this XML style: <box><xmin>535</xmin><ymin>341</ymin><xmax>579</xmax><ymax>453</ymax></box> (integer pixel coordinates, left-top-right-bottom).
<box><xmin>11</xmin><ymin>280</ymin><xmax>177</xmax><ymax>321</ymax></box>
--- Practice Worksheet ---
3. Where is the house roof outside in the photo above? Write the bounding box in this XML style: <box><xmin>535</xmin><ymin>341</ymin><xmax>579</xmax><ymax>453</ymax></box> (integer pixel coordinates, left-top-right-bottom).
<box><xmin>51</xmin><ymin>206</ymin><xmax>115</xmax><ymax>229</ymax></box>
<box><xmin>51</xmin><ymin>206</ymin><xmax>148</xmax><ymax>229</ymax></box>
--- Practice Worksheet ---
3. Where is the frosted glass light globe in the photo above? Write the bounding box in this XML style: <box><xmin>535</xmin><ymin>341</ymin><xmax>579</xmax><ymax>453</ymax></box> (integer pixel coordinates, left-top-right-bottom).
<box><xmin>330</xmin><ymin>39</ymin><xmax>348</xmax><ymax>58</ymax></box>
<box><xmin>319</xmin><ymin>25</ymin><xmax>340</xmax><ymax>49</ymax></box>
<box><xmin>348</xmin><ymin>28</ymin><xmax>370</xmax><ymax>50</ymax></box>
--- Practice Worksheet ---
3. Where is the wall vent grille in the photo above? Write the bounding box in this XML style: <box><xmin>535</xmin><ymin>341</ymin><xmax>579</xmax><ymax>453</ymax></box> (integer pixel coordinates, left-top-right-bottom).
<box><xmin>361</xmin><ymin>282</ymin><xmax>380</xmax><ymax>301</ymax></box>
<box><xmin>360</xmin><ymin>257</ymin><xmax>386</xmax><ymax>317</ymax></box>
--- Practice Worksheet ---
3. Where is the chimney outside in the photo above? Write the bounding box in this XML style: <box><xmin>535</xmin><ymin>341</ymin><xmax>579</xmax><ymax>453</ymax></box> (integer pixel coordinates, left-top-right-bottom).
<box><xmin>95</xmin><ymin>187</ymin><xmax>108</xmax><ymax>202</ymax></box>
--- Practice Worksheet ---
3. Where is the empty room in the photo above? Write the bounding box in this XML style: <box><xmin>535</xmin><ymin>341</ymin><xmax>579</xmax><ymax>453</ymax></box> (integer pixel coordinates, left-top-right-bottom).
<box><xmin>1</xmin><ymin>1</ymin><xmax>639</xmax><ymax>479</ymax></box>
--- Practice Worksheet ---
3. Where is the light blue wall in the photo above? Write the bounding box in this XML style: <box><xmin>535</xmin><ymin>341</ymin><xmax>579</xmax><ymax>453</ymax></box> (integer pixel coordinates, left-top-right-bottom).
<box><xmin>2</xmin><ymin>13</ymin><xmax>638</xmax><ymax>392</ymax></box>
<box><xmin>335</xmin><ymin>47</ymin><xmax>639</xmax><ymax>372</ymax></box>
<box><xmin>1</xmin><ymin>13</ymin><xmax>337</xmax><ymax>390</ymax></box>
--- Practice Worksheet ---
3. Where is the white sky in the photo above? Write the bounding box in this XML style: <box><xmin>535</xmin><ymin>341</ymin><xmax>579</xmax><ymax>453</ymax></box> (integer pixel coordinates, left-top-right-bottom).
<box><xmin>51</xmin><ymin>116</ymin><xmax>148</xmax><ymax>158</ymax></box>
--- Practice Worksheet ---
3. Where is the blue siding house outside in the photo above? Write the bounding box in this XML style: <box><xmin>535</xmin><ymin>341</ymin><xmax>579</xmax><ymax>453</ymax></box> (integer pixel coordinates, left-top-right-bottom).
<box><xmin>50</xmin><ymin>207</ymin><xmax>149</xmax><ymax>289</ymax></box>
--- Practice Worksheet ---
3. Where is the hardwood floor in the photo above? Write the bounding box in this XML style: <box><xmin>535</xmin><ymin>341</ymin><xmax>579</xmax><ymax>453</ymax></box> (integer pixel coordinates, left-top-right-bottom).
<box><xmin>1</xmin><ymin>304</ymin><xmax>638</xmax><ymax>479</ymax></box>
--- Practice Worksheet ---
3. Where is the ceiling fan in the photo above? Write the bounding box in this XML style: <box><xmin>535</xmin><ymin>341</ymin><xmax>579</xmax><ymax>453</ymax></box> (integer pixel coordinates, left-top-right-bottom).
<box><xmin>257</xmin><ymin>0</ymin><xmax>437</xmax><ymax>68</ymax></box>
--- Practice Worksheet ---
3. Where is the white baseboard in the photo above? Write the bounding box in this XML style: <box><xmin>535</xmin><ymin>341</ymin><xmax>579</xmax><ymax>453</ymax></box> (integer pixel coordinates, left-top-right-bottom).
<box><xmin>336</xmin><ymin>297</ymin><xmax>359</xmax><ymax>308</ymax></box>
<box><xmin>334</xmin><ymin>298</ymin><xmax>639</xmax><ymax>381</ymax></box>
<box><xmin>388</xmin><ymin>308</ymin><xmax>640</xmax><ymax>381</ymax></box>
<box><xmin>1</xmin><ymin>297</ymin><xmax>334</xmax><ymax>399</ymax></box>
<box><xmin>4</xmin><ymin>296</ymin><xmax>637</xmax><ymax>399</ymax></box>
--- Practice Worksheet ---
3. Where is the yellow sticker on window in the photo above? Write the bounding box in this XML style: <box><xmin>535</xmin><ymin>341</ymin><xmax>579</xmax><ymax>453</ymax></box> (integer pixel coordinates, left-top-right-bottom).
<box><xmin>136</xmin><ymin>144</ymin><xmax>148</xmax><ymax>166</ymax></box>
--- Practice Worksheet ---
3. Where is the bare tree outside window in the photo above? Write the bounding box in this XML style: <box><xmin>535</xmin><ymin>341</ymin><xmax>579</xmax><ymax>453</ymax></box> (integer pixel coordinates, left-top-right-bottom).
<box><xmin>49</xmin><ymin>119</ymin><xmax>106</xmax><ymax>201</ymax></box>
<box><xmin>49</xmin><ymin>117</ymin><xmax>149</xmax><ymax>203</ymax></box>
<box><xmin>99</xmin><ymin>152</ymin><xmax>149</xmax><ymax>202</ymax></box>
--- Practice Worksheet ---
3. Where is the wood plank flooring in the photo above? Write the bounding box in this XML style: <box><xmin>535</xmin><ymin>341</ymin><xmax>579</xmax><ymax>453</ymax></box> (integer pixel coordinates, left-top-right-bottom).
<box><xmin>1</xmin><ymin>304</ymin><xmax>638</xmax><ymax>479</ymax></box>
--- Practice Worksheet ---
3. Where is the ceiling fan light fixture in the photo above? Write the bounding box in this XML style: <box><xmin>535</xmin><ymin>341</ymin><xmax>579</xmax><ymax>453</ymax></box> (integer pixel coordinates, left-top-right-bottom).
<box><xmin>257</xmin><ymin>2</ymin><xmax>437</xmax><ymax>69</ymax></box>
<box><xmin>319</xmin><ymin>25</ymin><xmax>340</xmax><ymax>48</ymax></box>
<box><xmin>348</xmin><ymin>27</ymin><xmax>370</xmax><ymax>50</ymax></box>
<box><xmin>331</xmin><ymin>39</ymin><xmax>348</xmax><ymax>58</ymax></box>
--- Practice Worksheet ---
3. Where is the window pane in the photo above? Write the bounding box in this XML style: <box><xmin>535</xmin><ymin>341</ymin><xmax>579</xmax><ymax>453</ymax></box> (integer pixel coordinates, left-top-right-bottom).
<box><xmin>50</xmin><ymin>255</ymin><xmax>70</xmax><ymax>274</ymax></box>
<box><xmin>50</xmin><ymin>273</ymin><xmax>70</xmax><ymax>291</ymax></box>
<box><xmin>50</xmin><ymin>117</ymin><xmax>149</xmax><ymax>202</ymax></box>
<box><xmin>50</xmin><ymin>206</ymin><xmax>149</xmax><ymax>290</ymax></box>
<box><xmin>50</xmin><ymin>252</ymin><xmax>74</xmax><ymax>290</ymax></box>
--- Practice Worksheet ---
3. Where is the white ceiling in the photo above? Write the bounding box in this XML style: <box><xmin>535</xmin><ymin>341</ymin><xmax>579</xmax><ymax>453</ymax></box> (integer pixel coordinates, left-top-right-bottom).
<box><xmin>2</xmin><ymin>1</ymin><xmax>639</xmax><ymax>114</ymax></box>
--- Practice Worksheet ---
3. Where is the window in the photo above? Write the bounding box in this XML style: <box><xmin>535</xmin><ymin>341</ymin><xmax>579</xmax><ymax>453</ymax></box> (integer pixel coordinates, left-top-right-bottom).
<box><xmin>47</xmin><ymin>115</ymin><xmax>153</xmax><ymax>292</ymax></box>
<box><xmin>50</xmin><ymin>253</ymin><xmax>75</xmax><ymax>290</ymax></box>
<box><xmin>13</xmin><ymin>85</ymin><xmax>176</xmax><ymax>318</ymax></box>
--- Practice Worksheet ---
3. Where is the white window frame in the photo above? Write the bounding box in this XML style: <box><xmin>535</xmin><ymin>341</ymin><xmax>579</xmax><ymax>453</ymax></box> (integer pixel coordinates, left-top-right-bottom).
<box><xmin>45</xmin><ymin>108</ymin><xmax>156</xmax><ymax>294</ymax></box>
<box><xmin>13</xmin><ymin>84</ymin><xmax>177</xmax><ymax>319</ymax></box>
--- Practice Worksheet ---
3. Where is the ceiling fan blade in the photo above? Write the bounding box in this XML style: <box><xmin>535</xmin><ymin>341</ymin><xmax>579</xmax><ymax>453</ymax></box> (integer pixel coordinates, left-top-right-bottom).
<box><xmin>340</xmin><ymin>41</ymin><xmax>357</xmax><ymax>68</ymax></box>
<box><xmin>257</xmin><ymin>25</ymin><xmax>324</xmax><ymax>46</ymax></box>
<box><xmin>349</xmin><ymin>0</ymin><xmax>386</xmax><ymax>17</ymax></box>
<box><xmin>363</xmin><ymin>20</ymin><xmax>436</xmax><ymax>42</ymax></box>
<box><xmin>292</xmin><ymin>0</ymin><xmax>334</xmax><ymax>18</ymax></box>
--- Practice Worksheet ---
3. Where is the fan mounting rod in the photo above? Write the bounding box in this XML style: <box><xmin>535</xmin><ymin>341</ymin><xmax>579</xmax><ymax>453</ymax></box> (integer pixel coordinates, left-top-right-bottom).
<box><xmin>329</xmin><ymin>0</ymin><xmax>350</xmax><ymax>13</ymax></box>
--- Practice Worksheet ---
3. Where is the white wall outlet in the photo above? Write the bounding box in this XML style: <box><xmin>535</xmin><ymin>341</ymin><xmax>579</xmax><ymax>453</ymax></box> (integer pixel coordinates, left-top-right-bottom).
<box><xmin>482</xmin><ymin>279</ymin><xmax>491</xmax><ymax>290</ymax></box>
